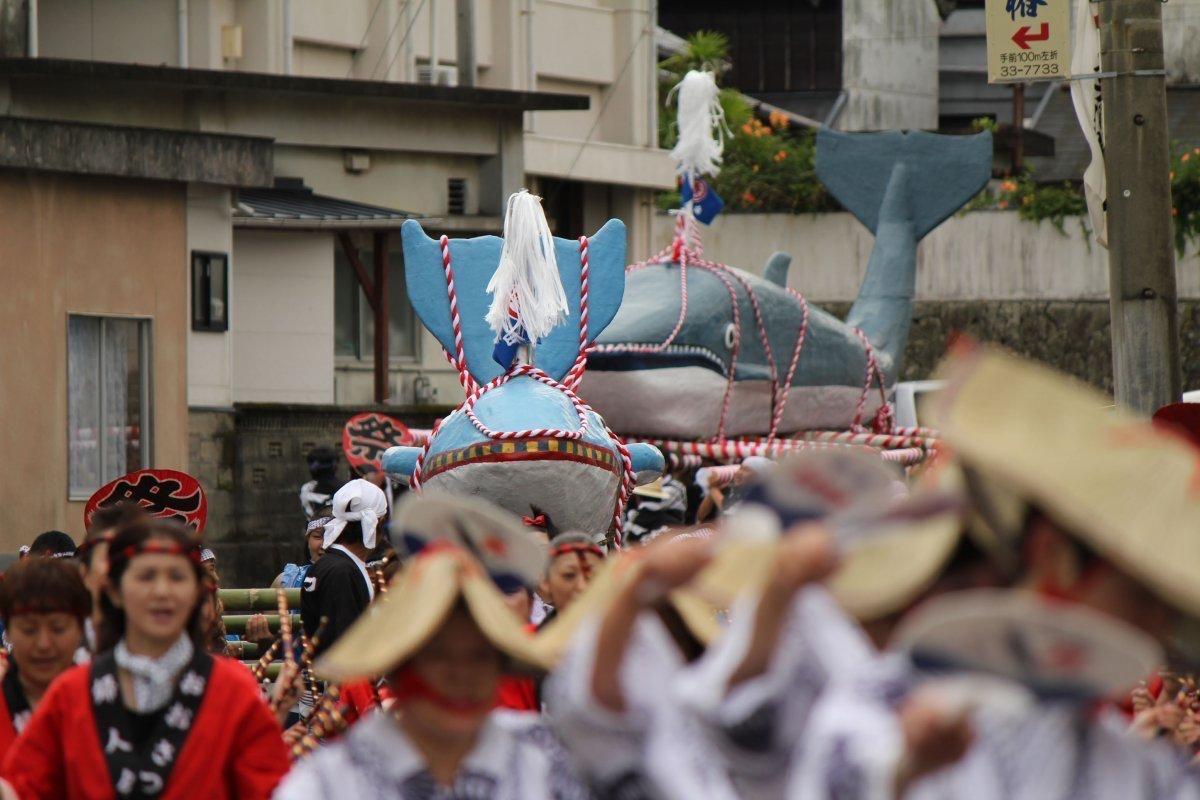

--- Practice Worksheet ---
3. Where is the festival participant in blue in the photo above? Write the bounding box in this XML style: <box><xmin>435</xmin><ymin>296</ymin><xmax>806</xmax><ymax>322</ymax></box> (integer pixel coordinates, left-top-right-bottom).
<box><xmin>274</xmin><ymin>514</ymin><xmax>329</xmax><ymax>590</ymax></box>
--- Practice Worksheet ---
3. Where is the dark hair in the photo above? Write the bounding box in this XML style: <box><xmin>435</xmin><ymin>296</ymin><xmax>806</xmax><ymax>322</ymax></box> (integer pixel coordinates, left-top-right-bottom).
<box><xmin>82</xmin><ymin>504</ymin><xmax>149</xmax><ymax>572</ymax></box>
<box><xmin>0</xmin><ymin>558</ymin><xmax>92</xmax><ymax>624</ymax></box>
<box><xmin>332</xmin><ymin>519</ymin><xmax>365</xmax><ymax>547</ymax></box>
<box><xmin>28</xmin><ymin>530</ymin><xmax>77</xmax><ymax>559</ymax></box>
<box><xmin>87</xmin><ymin>503</ymin><xmax>147</xmax><ymax>538</ymax></box>
<box><xmin>96</xmin><ymin>518</ymin><xmax>208</xmax><ymax>653</ymax></box>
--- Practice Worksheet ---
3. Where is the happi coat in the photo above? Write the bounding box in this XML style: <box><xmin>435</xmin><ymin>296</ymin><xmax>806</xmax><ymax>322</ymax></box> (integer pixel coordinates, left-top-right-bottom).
<box><xmin>274</xmin><ymin>709</ymin><xmax>589</xmax><ymax>800</ymax></box>
<box><xmin>1</xmin><ymin>654</ymin><xmax>290</xmax><ymax>800</ymax></box>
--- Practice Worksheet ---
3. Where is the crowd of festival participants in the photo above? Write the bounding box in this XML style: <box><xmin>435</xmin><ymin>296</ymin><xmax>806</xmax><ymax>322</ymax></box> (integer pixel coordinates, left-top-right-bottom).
<box><xmin>1</xmin><ymin>344</ymin><xmax>1200</xmax><ymax>798</ymax></box>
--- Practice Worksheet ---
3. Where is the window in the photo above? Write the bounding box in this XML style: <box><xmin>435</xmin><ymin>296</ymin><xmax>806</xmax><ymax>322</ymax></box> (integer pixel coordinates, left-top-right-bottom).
<box><xmin>191</xmin><ymin>251</ymin><xmax>229</xmax><ymax>332</ymax></box>
<box><xmin>660</xmin><ymin>0</ymin><xmax>843</xmax><ymax>94</ymax></box>
<box><xmin>334</xmin><ymin>246</ymin><xmax>420</xmax><ymax>361</ymax></box>
<box><xmin>68</xmin><ymin>316</ymin><xmax>153</xmax><ymax>499</ymax></box>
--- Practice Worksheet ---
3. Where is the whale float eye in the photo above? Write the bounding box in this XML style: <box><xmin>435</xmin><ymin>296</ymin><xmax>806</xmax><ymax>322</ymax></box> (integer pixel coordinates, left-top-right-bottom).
<box><xmin>724</xmin><ymin>323</ymin><xmax>737</xmax><ymax>349</ymax></box>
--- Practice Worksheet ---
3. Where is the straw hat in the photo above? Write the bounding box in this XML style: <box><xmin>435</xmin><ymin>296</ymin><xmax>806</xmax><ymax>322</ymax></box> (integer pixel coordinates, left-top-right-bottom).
<box><xmin>316</xmin><ymin>494</ymin><xmax>554</xmax><ymax>682</ymax></box>
<box><xmin>530</xmin><ymin>537</ymin><xmax>776</xmax><ymax>663</ymax></box>
<box><xmin>390</xmin><ymin>492</ymin><xmax>549</xmax><ymax>590</ymax></box>
<box><xmin>632</xmin><ymin>478</ymin><xmax>668</xmax><ymax>500</ymax></box>
<box><xmin>826</xmin><ymin>454</ymin><xmax>967</xmax><ymax>621</ymax></box>
<box><xmin>315</xmin><ymin>549</ymin><xmax>553</xmax><ymax>682</ymax></box>
<box><xmin>925</xmin><ymin>344</ymin><xmax>1200</xmax><ymax>618</ymax></box>
<box><xmin>892</xmin><ymin>588</ymin><xmax>1164</xmax><ymax>701</ymax></box>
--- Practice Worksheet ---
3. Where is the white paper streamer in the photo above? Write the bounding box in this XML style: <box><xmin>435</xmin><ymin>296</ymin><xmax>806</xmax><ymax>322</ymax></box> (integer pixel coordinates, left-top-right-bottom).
<box><xmin>485</xmin><ymin>189</ymin><xmax>569</xmax><ymax>345</ymax></box>
<box><xmin>669</xmin><ymin>70</ymin><xmax>727</xmax><ymax>179</ymax></box>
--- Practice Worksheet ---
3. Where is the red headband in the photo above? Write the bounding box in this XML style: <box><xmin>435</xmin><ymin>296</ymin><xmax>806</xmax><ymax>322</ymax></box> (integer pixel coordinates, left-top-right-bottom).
<box><xmin>550</xmin><ymin>542</ymin><xmax>604</xmax><ymax>560</ymax></box>
<box><xmin>118</xmin><ymin>540</ymin><xmax>203</xmax><ymax>565</ymax></box>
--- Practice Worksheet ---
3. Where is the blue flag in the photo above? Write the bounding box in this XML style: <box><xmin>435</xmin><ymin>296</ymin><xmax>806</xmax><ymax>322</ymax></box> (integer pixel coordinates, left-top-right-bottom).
<box><xmin>492</xmin><ymin>303</ymin><xmax>526</xmax><ymax>369</ymax></box>
<box><xmin>680</xmin><ymin>174</ymin><xmax>724</xmax><ymax>225</ymax></box>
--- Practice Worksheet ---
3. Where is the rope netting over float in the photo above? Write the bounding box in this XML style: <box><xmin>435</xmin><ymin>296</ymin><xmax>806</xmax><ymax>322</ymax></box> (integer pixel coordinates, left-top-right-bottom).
<box><xmin>403</xmin><ymin>215</ymin><xmax>941</xmax><ymax>474</ymax></box>
<box><xmin>408</xmin><ymin>233</ymin><xmax>638</xmax><ymax>544</ymax></box>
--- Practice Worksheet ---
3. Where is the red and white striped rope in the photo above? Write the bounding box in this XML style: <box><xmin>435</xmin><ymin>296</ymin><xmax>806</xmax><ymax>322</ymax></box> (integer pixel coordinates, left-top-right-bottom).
<box><xmin>850</xmin><ymin>327</ymin><xmax>893</xmax><ymax>434</ymax></box>
<box><xmin>768</xmin><ymin>287</ymin><xmax>810</xmax><ymax>443</ymax></box>
<box><xmin>439</xmin><ymin>235</ymin><xmax>477</xmax><ymax>396</ymax></box>
<box><xmin>562</xmin><ymin>236</ymin><xmax>592</xmax><ymax>393</ymax></box>
<box><xmin>413</xmin><ymin>236</ymin><xmax>636</xmax><ymax>544</ymax></box>
<box><xmin>464</xmin><ymin>365</ymin><xmax>591</xmax><ymax>440</ymax></box>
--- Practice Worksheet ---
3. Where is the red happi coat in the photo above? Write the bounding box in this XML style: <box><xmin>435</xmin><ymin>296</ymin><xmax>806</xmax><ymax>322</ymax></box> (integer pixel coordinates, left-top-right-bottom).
<box><xmin>0</xmin><ymin>690</ymin><xmax>18</xmax><ymax>766</ymax></box>
<box><xmin>1</xmin><ymin>656</ymin><xmax>291</xmax><ymax>800</ymax></box>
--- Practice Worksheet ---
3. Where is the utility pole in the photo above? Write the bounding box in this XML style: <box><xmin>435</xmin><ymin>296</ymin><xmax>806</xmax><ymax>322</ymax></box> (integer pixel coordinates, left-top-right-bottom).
<box><xmin>456</xmin><ymin>0</ymin><xmax>476</xmax><ymax>87</ymax></box>
<box><xmin>1100</xmin><ymin>0</ymin><xmax>1180</xmax><ymax>412</ymax></box>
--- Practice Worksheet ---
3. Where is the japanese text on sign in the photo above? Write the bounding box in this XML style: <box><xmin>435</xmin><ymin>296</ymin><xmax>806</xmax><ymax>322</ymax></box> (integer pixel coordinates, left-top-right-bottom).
<box><xmin>986</xmin><ymin>0</ymin><xmax>1070</xmax><ymax>84</ymax></box>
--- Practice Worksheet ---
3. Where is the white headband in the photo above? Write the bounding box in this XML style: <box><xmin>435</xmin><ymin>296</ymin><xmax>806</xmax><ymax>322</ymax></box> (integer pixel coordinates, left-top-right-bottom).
<box><xmin>323</xmin><ymin>479</ymin><xmax>389</xmax><ymax>550</ymax></box>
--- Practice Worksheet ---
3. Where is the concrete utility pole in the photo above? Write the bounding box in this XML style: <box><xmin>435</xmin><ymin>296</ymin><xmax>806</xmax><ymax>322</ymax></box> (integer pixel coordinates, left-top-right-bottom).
<box><xmin>456</xmin><ymin>0</ymin><xmax>476</xmax><ymax>87</ymax></box>
<box><xmin>1100</xmin><ymin>0</ymin><xmax>1180</xmax><ymax>412</ymax></box>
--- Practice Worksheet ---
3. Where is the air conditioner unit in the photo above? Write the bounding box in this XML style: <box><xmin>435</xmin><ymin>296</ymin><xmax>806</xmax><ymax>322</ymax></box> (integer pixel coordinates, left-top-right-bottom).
<box><xmin>417</xmin><ymin>64</ymin><xmax>458</xmax><ymax>87</ymax></box>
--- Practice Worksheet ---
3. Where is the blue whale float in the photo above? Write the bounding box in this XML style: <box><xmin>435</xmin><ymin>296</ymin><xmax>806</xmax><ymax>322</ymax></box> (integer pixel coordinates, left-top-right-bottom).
<box><xmin>382</xmin><ymin>217</ymin><xmax>665</xmax><ymax>537</ymax></box>
<box><xmin>580</xmin><ymin>129</ymin><xmax>993</xmax><ymax>440</ymax></box>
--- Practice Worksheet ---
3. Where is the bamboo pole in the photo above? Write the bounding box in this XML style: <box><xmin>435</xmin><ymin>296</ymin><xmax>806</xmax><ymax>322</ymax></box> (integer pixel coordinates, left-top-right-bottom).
<box><xmin>223</xmin><ymin>614</ymin><xmax>301</xmax><ymax>635</ymax></box>
<box><xmin>218</xmin><ymin>588</ymin><xmax>301</xmax><ymax>611</ymax></box>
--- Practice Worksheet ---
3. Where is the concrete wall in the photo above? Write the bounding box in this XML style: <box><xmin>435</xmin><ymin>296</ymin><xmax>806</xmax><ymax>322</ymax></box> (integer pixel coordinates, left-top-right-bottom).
<box><xmin>0</xmin><ymin>171</ymin><xmax>189</xmax><ymax>548</ymax></box>
<box><xmin>841</xmin><ymin>0</ymin><xmax>939</xmax><ymax>131</ymax></box>
<box><xmin>189</xmin><ymin>404</ymin><xmax>447</xmax><ymax>587</ymax></box>
<box><xmin>231</xmin><ymin>229</ymin><xmax>335</xmax><ymax>404</ymax></box>
<box><xmin>648</xmin><ymin>209</ymin><xmax>1200</xmax><ymax>394</ymax></box>
<box><xmin>651</xmin><ymin>210</ymin><xmax>1200</xmax><ymax>303</ymax></box>
<box><xmin>187</xmin><ymin>185</ymin><xmax>235</xmax><ymax>408</ymax></box>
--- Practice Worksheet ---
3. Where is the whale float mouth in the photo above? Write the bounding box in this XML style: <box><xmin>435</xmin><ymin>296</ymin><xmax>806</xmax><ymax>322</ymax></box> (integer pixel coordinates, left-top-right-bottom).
<box><xmin>588</xmin><ymin>343</ymin><xmax>728</xmax><ymax>376</ymax></box>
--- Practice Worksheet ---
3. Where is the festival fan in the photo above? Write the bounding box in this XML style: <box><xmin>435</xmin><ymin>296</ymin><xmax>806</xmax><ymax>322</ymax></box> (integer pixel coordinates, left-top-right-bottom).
<box><xmin>341</xmin><ymin>412</ymin><xmax>412</xmax><ymax>476</ymax></box>
<box><xmin>83</xmin><ymin>468</ymin><xmax>208</xmax><ymax>534</ymax></box>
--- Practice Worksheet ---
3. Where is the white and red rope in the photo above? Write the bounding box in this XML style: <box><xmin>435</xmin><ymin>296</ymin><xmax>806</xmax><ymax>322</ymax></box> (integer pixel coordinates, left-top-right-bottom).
<box><xmin>413</xmin><ymin>236</ymin><xmax>637</xmax><ymax>545</ymax></box>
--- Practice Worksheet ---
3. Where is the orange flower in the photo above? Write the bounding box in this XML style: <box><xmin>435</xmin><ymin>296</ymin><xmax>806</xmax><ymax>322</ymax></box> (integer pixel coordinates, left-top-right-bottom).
<box><xmin>773</xmin><ymin>150</ymin><xmax>788</xmax><ymax>162</ymax></box>
<box><xmin>768</xmin><ymin>110</ymin><xmax>790</xmax><ymax>131</ymax></box>
<box><xmin>1183</xmin><ymin>153</ymin><xmax>1191</xmax><ymax>163</ymax></box>
<box><xmin>742</xmin><ymin>190</ymin><xmax>757</xmax><ymax>204</ymax></box>
<box><xmin>997</xmin><ymin>200</ymin><xmax>1009</xmax><ymax>210</ymax></box>
<box><xmin>999</xmin><ymin>180</ymin><xmax>1019</xmax><ymax>193</ymax></box>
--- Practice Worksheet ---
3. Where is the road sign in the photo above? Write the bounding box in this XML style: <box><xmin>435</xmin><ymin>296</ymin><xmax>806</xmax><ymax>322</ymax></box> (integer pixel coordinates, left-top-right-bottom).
<box><xmin>986</xmin><ymin>0</ymin><xmax>1070</xmax><ymax>84</ymax></box>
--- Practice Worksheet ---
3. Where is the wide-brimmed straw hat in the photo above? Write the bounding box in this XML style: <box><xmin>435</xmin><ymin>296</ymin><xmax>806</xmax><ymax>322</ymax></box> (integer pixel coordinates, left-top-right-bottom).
<box><xmin>530</xmin><ymin>536</ymin><xmax>777</xmax><ymax>662</ymax></box>
<box><xmin>316</xmin><ymin>497</ymin><xmax>553</xmax><ymax>682</ymax></box>
<box><xmin>390</xmin><ymin>493</ymin><xmax>549</xmax><ymax>591</ymax></box>
<box><xmin>925</xmin><ymin>344</ymin><xmax>1200</xmax><ymax>618</ymax></box>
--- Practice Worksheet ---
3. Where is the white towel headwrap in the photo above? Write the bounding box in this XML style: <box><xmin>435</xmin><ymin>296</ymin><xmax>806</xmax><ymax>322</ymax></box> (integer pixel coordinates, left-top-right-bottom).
<box><xmin>323</xmin><ymin>479</ymin><xmax>389</xmax><ymax>550</ymax></box>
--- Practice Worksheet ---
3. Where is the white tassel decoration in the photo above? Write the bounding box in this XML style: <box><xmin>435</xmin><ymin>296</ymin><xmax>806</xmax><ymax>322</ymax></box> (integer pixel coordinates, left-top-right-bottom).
<box><xmin>669</xmin><ymin>70</ymin><xmax>727</xmax><ymax>178</ymax></box>
<box><xmin>485</xmin><ymin>189</ymin><xmax>569</xmax><ymax>346</ymax></box>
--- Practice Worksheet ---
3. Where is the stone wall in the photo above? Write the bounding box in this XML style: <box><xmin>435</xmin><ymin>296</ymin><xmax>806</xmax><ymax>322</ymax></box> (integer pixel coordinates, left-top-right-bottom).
<box><xmin>822</xmin><ymin>299</ymin><xmax>1200</xmax><ymax>397</ymax></box>
<box><xmin>189</xmin><ymin>404</ymin><xmax>447</xmax><ymax>588</ymax></box>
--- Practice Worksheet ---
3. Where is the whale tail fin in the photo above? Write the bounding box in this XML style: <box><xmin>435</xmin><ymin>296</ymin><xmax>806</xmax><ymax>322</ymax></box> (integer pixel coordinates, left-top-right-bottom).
<box><xmin>815</xmin><ymin>129</ymin><xmax>992</xmax><ymax>379</ymax></box>
<box><xmin>815</xmin><ymin>129</ymin><xmax>992</xmax><ymax>241</ymax></box>
<box><xmin>400</xmin><ymin>216</ymin><xmax>628</xmax><ymax>389</ymax></box>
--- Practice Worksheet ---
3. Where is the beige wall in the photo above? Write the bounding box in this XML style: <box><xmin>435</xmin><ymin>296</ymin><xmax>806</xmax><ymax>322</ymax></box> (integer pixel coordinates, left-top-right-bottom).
<box><xmin>187</xmin><ymin>185</ymin><xmax>235</xmax><ymax>407</ymax></box>
<box><xmin>231</xmin><ymin>229</ymin><xmax>335</xmax><ymax>404</ymax></box>
<box><xmin>273</xmin><ymin>146</ymin><xmax>482</xmax><ymax>217</ymax></box>
<box><xmin>0</xmin><ymin>171</ymin><xmax>188</xmax><ymax>548</ymax></box>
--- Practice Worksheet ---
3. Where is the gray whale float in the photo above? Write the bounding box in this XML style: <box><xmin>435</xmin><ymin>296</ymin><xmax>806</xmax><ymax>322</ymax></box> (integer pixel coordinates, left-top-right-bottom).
<box><xmin>579</xmin><ymin>128</ymin><xmax>993</xmax><ymax>440</ymax></box>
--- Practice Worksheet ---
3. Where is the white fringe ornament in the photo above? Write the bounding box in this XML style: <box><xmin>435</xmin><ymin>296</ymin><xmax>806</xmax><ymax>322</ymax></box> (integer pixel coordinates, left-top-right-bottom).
<box><xmin>669</xmin><ymin>70</ymin><xmax>727</xmax><ymax>179</ymax></box>
<box><xmin>486</xmin><ymin>189</ymin><xmax>569</xmax><ymax>346</ymax></box>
